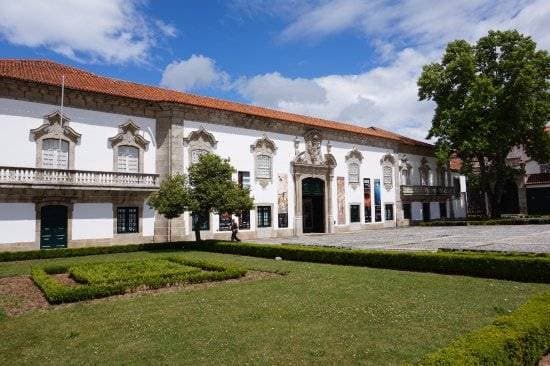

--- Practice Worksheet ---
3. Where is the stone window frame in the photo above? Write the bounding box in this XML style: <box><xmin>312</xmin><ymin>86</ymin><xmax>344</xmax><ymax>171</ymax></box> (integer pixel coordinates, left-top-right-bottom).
<box><xmin>380</xmin><ymin>153</ymin><xmax>396</xmax><ymax>191</ymax></box>
<box><xmin>30</xmin><ymin>110</ymin><xmax>81</xmax><ymax>170</ymax></box>
<box><xmin>112</xmin><ymin>203</ymin><xmax>144</xmax><ymax>239</ymax></box>
<box><xmin>399</xmin><ymin>155</ymin><xmax>412</xmax><ymax>186</ymax></box>
<box><xmin>250</xmin><ymin>134</ymin><xmax>277</xmax><ymax>188</ymax></box>
<box><xmin>183</xmin><ymin>126</ymin><xmax>217</xmax><ymax>166</ymax></box>
<box><xmin>419</xmin><ymin>157</ymin><xmax>432</xmax><ymax>186</ymax></box>
<box><xmin>108</xmin><ymin>120</ymin><xmax>150</xmax><ymax>173</ymax></box>
<box><xmin>345</xmin><ymin>147</ymin><xmax>363</xmax><ymax>189</ymax></box>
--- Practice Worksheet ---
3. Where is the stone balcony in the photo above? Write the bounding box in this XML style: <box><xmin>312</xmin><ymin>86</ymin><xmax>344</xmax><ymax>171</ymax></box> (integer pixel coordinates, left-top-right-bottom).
<box><xmin>400</xmin><ymin>185</ymin><xmax>454</xmax><ymax>202</ymax></box>
<box><xmin>0</xmin><ymin>166</ymin><xmax>159</xmax><ymax>191</ymax></box>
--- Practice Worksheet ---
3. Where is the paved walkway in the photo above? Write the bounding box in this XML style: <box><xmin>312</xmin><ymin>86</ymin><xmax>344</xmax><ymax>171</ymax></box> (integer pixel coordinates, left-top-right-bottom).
<box><xmin>257</xmin><ymin>225</ymin><xmax>550</xmax><ymax>253</ymax></box>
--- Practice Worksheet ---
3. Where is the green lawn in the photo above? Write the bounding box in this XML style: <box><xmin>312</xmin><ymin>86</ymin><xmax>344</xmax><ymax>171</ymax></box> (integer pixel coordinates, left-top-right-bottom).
<box><xmin>1</xmin><ymin>250</ymin><xmax>549</xmax><ymax>365</ymax></box>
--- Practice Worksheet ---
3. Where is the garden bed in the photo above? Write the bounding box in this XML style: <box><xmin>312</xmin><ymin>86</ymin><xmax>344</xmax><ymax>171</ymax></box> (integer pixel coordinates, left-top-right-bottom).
<box><xmin>31</xmin><ymin>257</ymin><xmax>247</xmax><ymax>304</ymax></box>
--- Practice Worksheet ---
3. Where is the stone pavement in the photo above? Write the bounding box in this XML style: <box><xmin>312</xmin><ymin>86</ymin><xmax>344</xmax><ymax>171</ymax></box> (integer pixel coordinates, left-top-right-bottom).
<box><xmin>256</xmin><ymin>225</ymin><xmax>550</xmax><ymax>253</ymax></box>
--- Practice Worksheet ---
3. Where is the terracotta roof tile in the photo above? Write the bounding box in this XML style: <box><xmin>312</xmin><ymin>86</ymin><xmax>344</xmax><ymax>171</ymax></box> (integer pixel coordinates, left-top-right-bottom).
<box><xmin>0</xmin><ymin>59</ymin><xmax>433</xmax><ymax>148</ymax></box>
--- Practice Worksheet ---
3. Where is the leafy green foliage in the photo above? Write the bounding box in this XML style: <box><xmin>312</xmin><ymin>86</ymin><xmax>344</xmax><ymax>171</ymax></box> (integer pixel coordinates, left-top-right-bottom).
<box><xmin>147</xmin><ymin>174</ymin><xmax>191</xmax><ymax>219</ymax></box>
<box><xmin>187</xmin><ymin>154</ymin><xmax>254</xmax><ymax>241</ymax></box>
<box><xmin>418</xmin><ymin>292</ymin><xmax>550</xmax><ymax>365</ymax></box>
<box><xmin>418</xmin><ymin>30</ymin><xmax>550</xmax><ymax>217</ymax></box>
<box><xmin>31</xmin><ymin>257</ymin><xmax>247</xmax><ymax>304</ymax></box>
<box><xmin>196</xmin><ymin>241</ymin><xmax>550</xmax><ymax>283</ymax></box>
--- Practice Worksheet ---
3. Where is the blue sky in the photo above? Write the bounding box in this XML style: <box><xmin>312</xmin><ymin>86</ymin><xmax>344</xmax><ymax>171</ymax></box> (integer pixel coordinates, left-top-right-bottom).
<box><xmin>0</xmin><ymin>0</ymin><xmax>548</xmax><ymax>141</ymax></box>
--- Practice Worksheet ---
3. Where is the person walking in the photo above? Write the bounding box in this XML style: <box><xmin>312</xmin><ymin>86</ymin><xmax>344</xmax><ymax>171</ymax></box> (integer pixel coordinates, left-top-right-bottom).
<box><xmin>231</xmin><ymin>218</ymin><xmax>241</xmax><ymax>242</ymax></box>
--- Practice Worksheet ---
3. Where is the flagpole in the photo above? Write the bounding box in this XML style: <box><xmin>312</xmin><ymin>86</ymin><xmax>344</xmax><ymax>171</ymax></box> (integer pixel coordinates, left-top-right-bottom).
<box><xmin>59</xmin><ymin>75</ymin><xmax>65</xmax><ymax>168</ymax></box>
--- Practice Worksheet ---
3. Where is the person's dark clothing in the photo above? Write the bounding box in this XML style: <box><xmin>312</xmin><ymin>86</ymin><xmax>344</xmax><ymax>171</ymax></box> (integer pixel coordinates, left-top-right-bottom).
<box><xmin>231</xmin><ymin>221</ymin><xmax>241</xmax><ymax>242</ymax></box>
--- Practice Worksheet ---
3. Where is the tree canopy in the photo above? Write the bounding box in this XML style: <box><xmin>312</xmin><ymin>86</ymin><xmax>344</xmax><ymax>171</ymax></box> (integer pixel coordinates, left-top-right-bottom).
<box><xmin>418</xmin><ymin>30</ymin><xmax>550</xmax><ymax>217</ymax></box>
<box><xmin>147</xmin><ymin>153</ymin><xmax>254</xmax><ymax>241</ymax></box>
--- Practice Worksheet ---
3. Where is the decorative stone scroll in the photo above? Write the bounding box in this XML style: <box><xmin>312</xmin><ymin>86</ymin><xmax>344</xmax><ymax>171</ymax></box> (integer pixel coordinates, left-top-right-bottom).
<box><xmin>380</xmin><ymin>153</ymin><xmax>395</xmax><ymax>191</ymax></box>
<box><xmin>345</xmin><ymin>147</ymin><xmax>363</xmax><ymax>189</ymax></box>
<box><xmin>251</xmin><ymin>134</ymin><xmax>277</xmax><ymax>188</ymax></box>
<box><xmin>183</xmin><ymin>126</ymin><xmax>217</xmax><ymax>165</ymax></box>
<box><xmin>108</xmin><ymin>120</ymin><xmax>149</xmax><ymax>173</ymax></box>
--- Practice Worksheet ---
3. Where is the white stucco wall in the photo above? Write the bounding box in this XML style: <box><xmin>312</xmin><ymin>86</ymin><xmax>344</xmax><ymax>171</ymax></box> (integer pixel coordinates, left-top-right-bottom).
<box><xmin>143</xmin><ymin>203</ymin><xmax>155</xmax><ymax>237</ymax></box>
<box><xmin>0</xmin><ymin>98</ymin><xmax>156</xmax><ymax>173</ymax></box>
<box><xmin>0</xmin><ymin>203</ymin><xmax>35</xmax><ymax>244</ymax></box>
<box><xmin>72</xmin><ymin>203</ymin><xmax>113</xmax><ymax>240</ymax></box>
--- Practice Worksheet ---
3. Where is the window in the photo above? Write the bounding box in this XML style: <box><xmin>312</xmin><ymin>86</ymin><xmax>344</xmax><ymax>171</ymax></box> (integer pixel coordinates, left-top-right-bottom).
<box><xmin>238</xmin><ymin>171</ymin><xmax>250</xmax><ymax>189</ymax></box>
<box><xmin>278</xmin><ymin>213</ymin><xmax>288</xmax><ymax>228</ymax></box>
<box><xmin>117</xmin><ymin>145</ymin><xmax>139</xmax><ymax>173</ymax></box>
<box><xmin>349</xmin><ymin>163</ymin><xmax>360</xmax><ymax>184</ymax></box>
<box><xmin>238</xmin><ymin>210</ymin><xmax>250</xmax><ymax>230</ymax></box>
<box><xmin>385</xmin><ymin>204</ymin><xmax>394</xmax><ymax>221</ymax></box>
<box><xmin>117</xmin><ymin>207</ymin><xmax>139</xmax><ymax>234</ymax></box>
<box><xmin>42</xmin><ymin>139</ymin><xmax>69</xmax><ymax>169</ymax></box>
<box><xmin>256</xmin><ymin>155</ymin><xmax>272</xmax><ymax>179</ymax></box>
<box><xmin>439</xmin><ymin>202</ymin><xmax>447</xmax><ymax>218</ymax></box>
<box><xmin>191</xmin><ymin>149</ymin><xmax>209</xmax><ymax>164</ymax></box>
<box><xmin>453</xmin><ymin>178</ymin><xmax>461</xmax><ymax>198</ymax></box>
<box><xmin>401</xmin><ymin>169</ymin><xmax>411</xmax><ymax>185</ymax></box>
<box><xmin>219</xmin><ymin>212</ymin><xmax>232</xmax><ymax>231</ymax></box>
<box><xmin>403</xmin><ymin>203</ymin><xmax>411</xmax><ymax>219</ymax></box>
<box><xmin>383</xmin><ymin>165</ymin><xmax>393</xmax><ymax>190</ymax></box>
<box><xmin>541</xmin><ymin>164</ymin><xmax>550</xmax><ymax>174</ymax></box>
<box><xmin>350</xmin><ymin>205</ymin><xmax>360</xmax><ymax>223</ymax></box>
<box><xmin>192</xmin><ymin>212</ymin><xmax>209</xmax><ymax>231</ymax></box>
<box><xmin>257</xmin><ymin>206</ymin><xmax>271</xmax><ymax>227</ymax></box>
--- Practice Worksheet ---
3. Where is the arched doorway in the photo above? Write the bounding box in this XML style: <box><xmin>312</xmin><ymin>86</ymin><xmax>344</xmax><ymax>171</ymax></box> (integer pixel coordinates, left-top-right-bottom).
<box><xmin>302</xmin><ymin>177</ymin><xmax>325</xmax><ymax>233</ymax></box>
<box><xmin>40</xmin><ymin>205</ymin><xmax>68</xmax><ymax>249</ymax></box>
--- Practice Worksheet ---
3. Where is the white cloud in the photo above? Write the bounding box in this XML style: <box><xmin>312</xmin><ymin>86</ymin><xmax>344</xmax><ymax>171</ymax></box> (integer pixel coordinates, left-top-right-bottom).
<box><xmin>236</xmin><ymin>48</ymin><xmax>435</xmax><ymax>141</ymax></box>
<box><xmin>160</xmin><ymin>55</ymin><xmax>230</xmax><ymax>92</ymax></box>
<box><xmin>0</xmin><ymin>0</ymin><xmax>173</xmax><ymax>63</ymax></box>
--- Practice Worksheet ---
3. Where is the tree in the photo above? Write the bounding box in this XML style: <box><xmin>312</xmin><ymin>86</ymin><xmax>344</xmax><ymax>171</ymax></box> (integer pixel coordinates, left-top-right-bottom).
<box><xmin>418</xmin><ymin>30</ymin><xmax>550</xmax><ymax>217</ymax></box>
<box><xmin>187</xmin><ymin>153</ymin><xmax>254</xmax><ymax>242</ymax></box>
<box><xmin>147</xmin><ymin>174</ymin><xmax>191</xmax><ymax>241</ymax></box>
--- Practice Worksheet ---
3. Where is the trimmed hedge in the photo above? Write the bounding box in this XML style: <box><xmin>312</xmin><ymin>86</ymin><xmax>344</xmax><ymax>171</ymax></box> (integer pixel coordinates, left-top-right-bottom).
<box><xmin>32</xmin><ymin>257</ymin><xmax>247</xmax><ymax>304</ymax></box>
<box><xmin>418</xmin><ymin>292</ymin><xmax>550</xmax><ymax>365</ymax></box>
<box><xmin>0</xmin><ymin>242</ymin><xmax>186</xmax><ymax>263</ymax></box>
<box><xmin>0</xmin><ymin>308</ymin><xmax>5</xmax><ymax>321</ymax></box>
<box><xmin>195</xmin><ymin>242</ymin><xmax>550</xmax><ymax>283</ymax></box>
<box><xmin>418</xmin><ymin>217</ymin><xmax>550</xmax><ymax>226</ymax></box>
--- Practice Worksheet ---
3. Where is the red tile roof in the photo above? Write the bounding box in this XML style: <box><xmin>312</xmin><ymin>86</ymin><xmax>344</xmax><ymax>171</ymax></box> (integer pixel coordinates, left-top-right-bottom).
<box><xmin>0</xmin><ymin>59</ymin><xmax>432</xmax><ymax>148</ymax></box>
<box><xmin>526</xmin><ymin>173</ymin><xmax>550</xmax><ymax>185</ymax></box>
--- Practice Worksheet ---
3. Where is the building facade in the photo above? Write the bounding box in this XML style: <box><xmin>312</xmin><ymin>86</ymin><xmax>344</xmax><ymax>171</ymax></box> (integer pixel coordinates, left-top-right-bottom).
<box><xmin>0</xmin><ymin>60</ymin><xmax>467</xmax><ymax>251</ymax></box>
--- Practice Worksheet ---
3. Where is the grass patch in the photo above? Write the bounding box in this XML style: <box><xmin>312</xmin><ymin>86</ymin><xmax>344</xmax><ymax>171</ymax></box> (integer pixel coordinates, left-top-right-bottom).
<box><xmin>32</xmin><ymin>257</ymin><xmax>247</xmax><ymax>304</ymax></box>
<box><xmin>196</xmin><ymin>241</ymin><xmax>550</xmax><ymax>283</ymax></box>
<box><xmin>1</xmin><ymin>251</ymin><xmax>549</xmax><ymax>364</ymax></box>
<box><xmin>420</xmin><ymin>291</ymin><xmax>550</xmax><ymax>365</ymax></box>
<box><xmin>0</xmin><ymin>307</ymin><xmax>5</xmax><ymax>321</ymax></box>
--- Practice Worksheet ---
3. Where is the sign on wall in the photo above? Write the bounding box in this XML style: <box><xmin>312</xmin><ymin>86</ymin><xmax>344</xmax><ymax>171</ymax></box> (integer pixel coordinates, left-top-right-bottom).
<box><xmin>337</xmin><ymin>176</ymin><xmax>346</xmax><ymax>225</ymax></box>
<box><xmin>374</xmin><ymin>179</ymin><xmax>382</xmax><ymax>222</ymax></box>
<box><xmin>277</xmin><ymin>173</ymin><xmax>289</xmax><ymax>228</ymax></box>
<box><xmin>363</xmin><ymin>178</ymin><xmax>371</xmax><ymax>222</ymax></box>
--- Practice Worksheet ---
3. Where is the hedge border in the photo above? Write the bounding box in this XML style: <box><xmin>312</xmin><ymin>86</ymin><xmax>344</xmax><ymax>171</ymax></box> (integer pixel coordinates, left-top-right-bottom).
<box><xmin>31</xmin><ymin>256</ymin><xmax>247</xmax><ymax>304</ymax></box>
<box><xmin>194</xmin><ymin>242</ymin><xmax>550</xmax><ymax>283</ymax></box>
<box><xmin>418</xmin><ymin>291</ymin><xmax>550</xmax><ymax>365</ymax></box>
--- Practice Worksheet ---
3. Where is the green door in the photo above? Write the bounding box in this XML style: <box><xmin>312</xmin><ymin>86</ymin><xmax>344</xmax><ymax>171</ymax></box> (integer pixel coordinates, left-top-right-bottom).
<box><xmin>40</xmin><ymin>205</ymin><xmax>68</xmax><ymax>249</ymax></box>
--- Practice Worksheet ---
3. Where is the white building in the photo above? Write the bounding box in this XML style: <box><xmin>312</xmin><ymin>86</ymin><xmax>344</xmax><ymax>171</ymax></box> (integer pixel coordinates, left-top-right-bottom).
<box><xmin>0</xmin><ymin>60</ymin><xmax>466</xmax><ymax>251</ymax></box>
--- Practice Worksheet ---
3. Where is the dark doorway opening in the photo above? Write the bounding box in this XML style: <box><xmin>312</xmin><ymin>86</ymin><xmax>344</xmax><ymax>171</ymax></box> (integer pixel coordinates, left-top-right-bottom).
<box><xmin>500</xmin><ymin>180</ymin><xmax>519</xmax><ymax>214</ymax></box>
<box><xmin>527</xmin><ymin>187</ymin><xmax>550</xmax><ymax>215</ymax></box>
<box><xmin>422</xmin><ymin>202</ymin><xmax>431</xmax><ymax>221</ymax></box>
<box><xmin>40</xmin><ymin>205</ymin><xmax>68</xmax><ymax>249</ymax></box>
<box><xmin>302</xmin><ymin>177</ymin><xmax>325</xmax><ymax>233</ymax></box>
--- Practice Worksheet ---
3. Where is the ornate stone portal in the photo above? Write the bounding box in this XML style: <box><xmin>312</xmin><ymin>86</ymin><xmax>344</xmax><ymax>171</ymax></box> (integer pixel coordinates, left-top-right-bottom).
<box><xmin>291</xmin><ymin>129</ymin><xmax>336</xmax><ymax>235</ymax></box>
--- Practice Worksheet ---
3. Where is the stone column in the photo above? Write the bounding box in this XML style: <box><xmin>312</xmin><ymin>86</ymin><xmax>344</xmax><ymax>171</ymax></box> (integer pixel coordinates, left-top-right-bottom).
<box><xmin>293</xmin><ymin>171</ymin><xmax>303</xmax><ymax>236</ymax></box>
<box><xmin>326</xmin><ymin>173</ymin><xmax>335</xmax><ymax>233</ymax></box>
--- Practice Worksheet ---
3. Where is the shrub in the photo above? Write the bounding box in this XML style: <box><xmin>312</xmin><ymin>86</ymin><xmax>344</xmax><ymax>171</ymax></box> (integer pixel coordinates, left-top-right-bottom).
<box><xmin>195</xmin><ymin>242</ymin><xmax>550</xmax><ymax>283</ymax></box>
<box><xmin>0</xmin><ymin>308</ymin><xmax>5</xmax><ymax>321</ymax></box>
<box><xmin>32</xmin><ymin>257</ymin><xmax>247</xmax><ymax>304</ymax></box>
<box><xmin>418</xmin><ymin>292</ymin><xmax>550</xmax><ymax>365</ymax></box>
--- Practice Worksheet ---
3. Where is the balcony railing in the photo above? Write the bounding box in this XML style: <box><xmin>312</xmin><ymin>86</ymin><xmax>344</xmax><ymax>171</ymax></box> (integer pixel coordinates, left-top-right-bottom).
<box><xmin>0</xmin><ymin>166</ymin><xmax>159</xmax><ymax>190</ymax></box>
<box><xmin>400</xmin><ymin>185</ymin><xmax>454</xmax><ymax>198</ymax></box>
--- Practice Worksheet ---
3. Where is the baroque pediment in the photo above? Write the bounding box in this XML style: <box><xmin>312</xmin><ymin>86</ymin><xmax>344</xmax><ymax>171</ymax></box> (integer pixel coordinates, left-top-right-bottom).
<box><xmin>30</xmin><ymin>110</ymin><xmax>81</xmax><ymax>143</ymax></box>
<box><xmin>108</xmin><ymin>120</ymin><xmax>149</xmax><ymax>149</ymax></box>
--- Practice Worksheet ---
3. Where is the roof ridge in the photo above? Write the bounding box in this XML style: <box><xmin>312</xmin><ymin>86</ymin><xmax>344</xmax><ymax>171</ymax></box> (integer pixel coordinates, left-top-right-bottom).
<box><xmin>0</xmin><ymin>58</ymin><xmax>433</xmax><ymax>148</ymax></box>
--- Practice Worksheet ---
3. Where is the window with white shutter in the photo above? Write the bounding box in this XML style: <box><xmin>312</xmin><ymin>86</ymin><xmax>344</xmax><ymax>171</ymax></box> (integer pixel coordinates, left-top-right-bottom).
<box><xmin>191</xmin><ymin>149</ymin><xmax>209</xmax><ymax>165</ymax></box>
<box><xmin>117</xmin><ymin>145</ymin><xmax>139</xmax><ymax>173</ymax></box>
<box><xmin>348</xmin><ymin>163</ymin><xmax>360</xmax><ymax>184</ymax></box>
<box><xmin>42</xmin><ymin>139</ymin><xmax>69</xmax><ymax>169</ymax></box>
<box><xmin>256</xmin><ymin>155</ymin><xmax>272</xmax><ymax>179</ymax></box>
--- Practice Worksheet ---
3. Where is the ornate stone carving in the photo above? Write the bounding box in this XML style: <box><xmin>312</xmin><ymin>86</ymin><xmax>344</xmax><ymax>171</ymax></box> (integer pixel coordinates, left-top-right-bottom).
<box><xmin>419</xmin><ymin>157</ymin><xmax>432</xmax><ymax>186</ymax></box>
<box><xmin>251</xmin><ymin>134</ymin><xmax>277</xmax><ymax>188</ymax></box>
<box><xmin>108</xmin><ymin>120</ymin><xmax>150</xmax><ymax>150</ymax></box>
<box><xmin>380</xmin><ymin>153</ymin><xmax>395</xmax><ymax>191</ymax></box>
<box><xmin>184</xmin><ymin>126</ymin><xmax>217</xmax><ymax>165</ymax></box>
<box><xmin>30</xmin><ymin>110</ymin><xmax>81</xmax><ymax>143</ymax></box>
<box><xmin>293</xmin><ymin>129</ymin><xmax>336</xmax><ymax>168</ymax></box>
<box><xmin>399</xmin><ymin>154</ymin><xmax>412</xmax><ymax>185</ymax></box>
<box><xmin>30</xmin><ymin>110</ymin><xmax>81</xmax><ymax>169</ymax></box>
<box><xmin>345</xmin><ymin>147</ymin><xmax>363</xmax><ymax>190</ymax></box>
